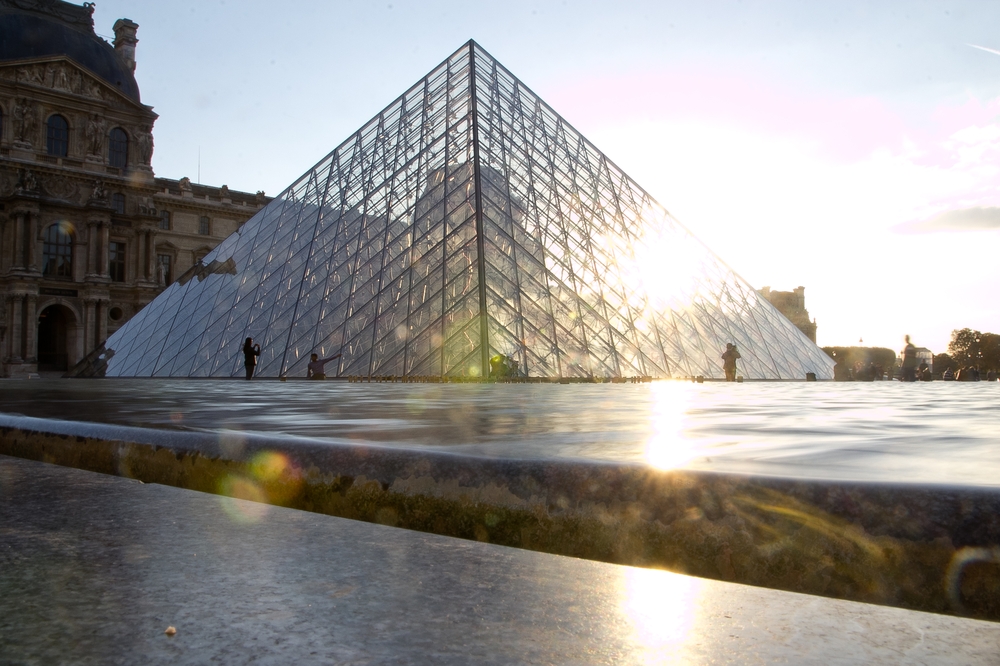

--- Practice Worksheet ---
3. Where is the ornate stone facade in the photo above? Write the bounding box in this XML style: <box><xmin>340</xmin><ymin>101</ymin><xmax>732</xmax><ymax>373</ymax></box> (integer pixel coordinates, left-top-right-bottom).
<box><xmin>758</xmin><ymin>286</ymin><xmax>818</xmax><ymax>343</ymax></box>
<box><xmin>0</xmin><ymin>0</ymin><xmax>267</xmax><ymax>376</ymax></box>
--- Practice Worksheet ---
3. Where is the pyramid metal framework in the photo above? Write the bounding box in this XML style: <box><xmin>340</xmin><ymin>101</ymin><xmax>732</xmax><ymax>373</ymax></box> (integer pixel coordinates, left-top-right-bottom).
<box><xmin>88</xmin><ymin>41</ymin><xmax>835</xmax><ymax>380</ymax></box>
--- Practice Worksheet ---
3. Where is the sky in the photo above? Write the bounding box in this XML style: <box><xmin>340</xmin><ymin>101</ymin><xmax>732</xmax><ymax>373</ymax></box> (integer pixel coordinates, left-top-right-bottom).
<box><xmin>88</xmin><ymin>0</ymin><xmax>1000</xmax><ymax>353</ymax></box>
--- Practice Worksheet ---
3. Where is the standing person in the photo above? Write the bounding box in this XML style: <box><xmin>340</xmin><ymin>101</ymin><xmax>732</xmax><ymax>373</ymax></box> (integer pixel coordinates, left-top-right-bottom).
<box><xmin>900</xmin><ymin>335</ymin><xmax>918</xmax><ymax>382</ymax></box>
<box><xmin>307</xmin><ymin>352</ymin><xmax>341</xmax><ymax>380</ymax></box>
<box><xmin>721</xmin><ymin>343</ymin><xmax>741</xmax><ymax>382</ymax></box>
<box><xmin>243</xmin><ymin>337</ymin><xmax>260</xmax><ymax>380</ymax></box>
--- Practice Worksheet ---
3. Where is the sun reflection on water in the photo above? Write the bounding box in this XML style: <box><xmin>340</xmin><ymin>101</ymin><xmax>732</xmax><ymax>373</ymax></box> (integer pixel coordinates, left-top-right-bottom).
<box><xmin>645</xmin><ymin>381</ymin><xmax>698</xmax><ymax>470</ymax></box>
<box><xmin>621</xmin><ymin>566</ymin><xmax>703</xmax><ymax>663</ymax></box>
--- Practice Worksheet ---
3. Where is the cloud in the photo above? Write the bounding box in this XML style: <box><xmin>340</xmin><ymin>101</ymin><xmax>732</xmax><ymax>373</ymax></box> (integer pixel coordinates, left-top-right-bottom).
<box><xmin>895</xmin><ymin>206</ymin><xmax>1000</xmax><ymax>233</ymax></box>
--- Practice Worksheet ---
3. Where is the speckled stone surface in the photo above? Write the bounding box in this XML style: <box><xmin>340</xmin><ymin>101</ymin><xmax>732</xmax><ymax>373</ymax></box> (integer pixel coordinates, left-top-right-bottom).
<box><xmin>3</xmin><ymin>414</ymin><xmax>1000</xmax><ymax>622</ymax></box>
<box><xmin>1</xmin><ymin>455</ymin><xmax>999</xmax><ymax>665</ymax></box>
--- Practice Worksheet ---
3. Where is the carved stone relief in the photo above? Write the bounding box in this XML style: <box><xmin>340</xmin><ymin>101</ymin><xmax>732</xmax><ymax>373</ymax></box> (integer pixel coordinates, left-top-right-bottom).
<box><xmin>12</xmin><ymin>98</ymin><xmax>37</xmax><ymax>145</ymax></box>
<box><xmin>43</xmin><ymin>177</ymin><xmax>77</xmax><ymax>201</ymax></box>
<box><xmin>89</xmin><ymin>179</ymin><xmax>107</xmax><ymax>203</ymax></box>
<box><xmin>16</xmin><ymin>169</ymin><xmax>39</xmax><ymax>194</ymax></box>
<box><xmin>1</xmin><ymin>63</ymin><xmax>109</xmax><ymax>102</ymax></box>
<box><xmin>135</xmin><ymin>127</ymin><xmax>154</xmax><ymax>165</ymax></box>
<box><xmin>85</xmin><ymin>114</ymin><xmax>106</xmax><ymax>156</ymax></box>
<box><xmin>0</xmin><ymin>172</ymin><xmax>13</xmax><ymax>198</ymax></box>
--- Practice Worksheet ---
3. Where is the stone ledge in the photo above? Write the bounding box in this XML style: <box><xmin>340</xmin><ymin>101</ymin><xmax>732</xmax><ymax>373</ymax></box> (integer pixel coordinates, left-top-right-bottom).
<box><xmin>1</xmin><ymin>413</ymin><xmax>998</xmax><ymax>621</ymax></box>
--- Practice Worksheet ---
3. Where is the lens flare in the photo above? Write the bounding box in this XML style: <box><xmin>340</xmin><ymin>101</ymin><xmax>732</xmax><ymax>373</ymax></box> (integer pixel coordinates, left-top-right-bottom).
<box><xmin>248</xmin><ymin>450</ymin><xmax>303</xmax><ymax>503</ymax></box>
<box><xmin>946</xmin><ymin>546</ymin><xmax>1000</xmax><ymax>613</ymax></box>
<box><xmin>218</xmin><ymin>474</ymin><xmax>269</xmax><ymax>523</ymax></box>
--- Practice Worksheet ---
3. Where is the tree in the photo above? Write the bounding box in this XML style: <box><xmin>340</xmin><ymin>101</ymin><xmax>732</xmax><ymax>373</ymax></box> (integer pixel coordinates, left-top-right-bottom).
<box><xmin>821</xmin><ymin>346</ymin><xmax>896</xmax><ymax>379</ymax></box>
<box><xmin>947</xmin><ymin>329</ymin><xmax>1000</xmax><ymax>372</ymax></box>
<box><xmin>933</xmin><ymin>353</ymin><xmax>954</xmax><ymax>374</ymax></box>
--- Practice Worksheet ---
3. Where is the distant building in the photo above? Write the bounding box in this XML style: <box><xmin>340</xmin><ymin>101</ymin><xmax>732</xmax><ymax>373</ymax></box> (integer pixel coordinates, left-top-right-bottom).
<box><xmin>0</xmin><ymin>0</ymin><xmax>268</xmax><ymax>376</ymax></box>
<box><xmin>759</xmin><ymin>286</ymin><xmax>817</xmax><ymax>343</ymax></box>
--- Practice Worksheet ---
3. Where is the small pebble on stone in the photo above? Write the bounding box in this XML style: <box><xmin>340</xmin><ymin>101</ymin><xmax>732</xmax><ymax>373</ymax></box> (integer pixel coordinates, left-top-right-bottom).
<box><xmin>165</xmin><ymin>626</ymin><xmax>177</xmax><ymax>636</ymax></box>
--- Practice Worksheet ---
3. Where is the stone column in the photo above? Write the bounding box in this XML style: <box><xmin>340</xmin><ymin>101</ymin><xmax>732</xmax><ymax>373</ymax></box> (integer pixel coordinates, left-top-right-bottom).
<box><xmin>26</xmin><ymin>212</ymin><xmax>38</xmax><ymax>273</ymax></box>
<box><xmin>2</xmin><ymin>297</ymin><xmax>10</xmax><ymax>361</ymax></box>
<box><xmin>86</xmin><ymin>221</ymin><xmax>99</xmax><ymax>276</ymax></box>
<box><xmin>137</xmin><ymin>230</ymin><xmax>147</xmax><ymax>281</ymax></box>
<box><xmin>8</xmin><ymin>296</ymin><xmax>23</xmax><ymax>361</ymax></box>
<box><xmin>11</xmin><ymin>212</ymin><xmax>23</xmax><ymax>270</ymax></box>
<box><xmin>146</xmin><ymin>230</ymin><xmax>155</xmax><ymax>281</ymax></box>
<box><xmin>96</xmin><ymin>300</ymin><xmax>108</xmax><ymax>345</ymax></box>
<box><xmin>24</xmin><ymin>294</ymin><xmax>37</xmax><ymax>363</ymax></box>
<box><xmin>83</xmin><ymin>300</ymin><xmax>96</xmax><ymax>352</ymax></box>
<box><xmin>99</xmin><ymin>223</ymin><xmax>110</xmax><ymax>278</ymax></box>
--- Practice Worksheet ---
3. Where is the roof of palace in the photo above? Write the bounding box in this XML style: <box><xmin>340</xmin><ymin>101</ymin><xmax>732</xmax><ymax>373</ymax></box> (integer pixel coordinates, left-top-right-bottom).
<box><xmin>0</xmin><ymin>0</ymin><xmax>141</xmax><ymax>102</ymax></box>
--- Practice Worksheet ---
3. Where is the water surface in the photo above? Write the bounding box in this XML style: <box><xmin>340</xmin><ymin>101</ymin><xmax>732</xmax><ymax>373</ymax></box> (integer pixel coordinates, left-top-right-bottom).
<box><xmin>1</xmin><ymin>379</ymin><xmax>997</xmax><ymax>485</ymax></box>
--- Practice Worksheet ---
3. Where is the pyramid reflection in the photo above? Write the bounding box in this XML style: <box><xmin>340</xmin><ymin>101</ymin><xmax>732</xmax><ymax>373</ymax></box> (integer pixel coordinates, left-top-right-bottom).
<box><xmin>77</xmin><ymin>41</ymin><xmax>834</xmax><ymax>380</ymax></box>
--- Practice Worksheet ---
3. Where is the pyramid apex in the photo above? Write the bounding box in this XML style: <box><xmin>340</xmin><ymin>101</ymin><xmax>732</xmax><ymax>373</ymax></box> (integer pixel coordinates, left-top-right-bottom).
<box><xmin>82</xmin><ymin>42</ymin><xmax>835</xmax><ymax>381</ymax></box>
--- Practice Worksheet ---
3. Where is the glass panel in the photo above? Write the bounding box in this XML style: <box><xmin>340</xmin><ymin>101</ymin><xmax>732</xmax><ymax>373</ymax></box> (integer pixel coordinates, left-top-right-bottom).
<box><xmin>93</xmin><ymin>42</ymin><xmax>835</xmax><ymax>380</ymax></box>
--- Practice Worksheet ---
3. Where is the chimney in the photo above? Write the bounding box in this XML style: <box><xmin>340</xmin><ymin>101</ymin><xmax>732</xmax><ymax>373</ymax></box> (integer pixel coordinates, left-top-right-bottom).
<box><xmin>113</xmin><ymin>19</ymin><xmax>139</xmax><ymax>74</ymax></box>
<box><xmin>794</xmin><ymin>286</ymin><xmax>805</xmax><ymax>311</ymax></box>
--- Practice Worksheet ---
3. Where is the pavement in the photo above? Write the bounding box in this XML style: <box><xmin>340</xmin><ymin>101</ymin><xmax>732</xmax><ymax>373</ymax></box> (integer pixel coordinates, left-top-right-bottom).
<box><xmin>2</xmin><ymin>454</ymin><xmax>998</xmax><ymax>665</ymax></box>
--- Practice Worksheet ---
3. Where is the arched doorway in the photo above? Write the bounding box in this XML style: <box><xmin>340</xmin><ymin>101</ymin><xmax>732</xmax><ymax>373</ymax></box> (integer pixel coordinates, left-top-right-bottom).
<box><xmin>37</xmin><ymin>305</ymin><xmax>72</xmax><ymax>371</ymax></box>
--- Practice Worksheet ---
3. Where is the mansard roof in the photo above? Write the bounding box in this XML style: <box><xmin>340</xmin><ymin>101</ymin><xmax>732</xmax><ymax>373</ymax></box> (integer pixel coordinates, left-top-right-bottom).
<box><xmin>0</xmin><ymin>0</ymin><xmax>141</xmax><ymax>101</ymax></box>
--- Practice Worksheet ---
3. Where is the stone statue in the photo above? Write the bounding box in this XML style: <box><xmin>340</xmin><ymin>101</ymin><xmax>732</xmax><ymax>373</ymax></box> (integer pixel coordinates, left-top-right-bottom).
<box><xmin>136</xmin><ymin>128</ymin><xmax>154</xmax><ymax>165</ymax></box>
<box><xmin>48</xmin><ymin>64</ymin><xmax>71</xmax><ymax>91</ymax></box>
<box><xmin>179</xmin><ymin>177</ymin><xmax>192</xmax><ymax>193</ymax></box>
<box><xmin>85</xmin><ymin>114</ymin><xmax>106</xmax><ymax>156</ymax></box>
<box><xmin>17</xmin><ymin>169</ymin><xmax>39</xmax><ymax>193</ymax></box>
<box><xmin>255</xmin><ymin>191</ymin><xmax>266</xmax><ymax>206</ymax></box>
<box><xmin>13</xmin><ymin>98</ymin><xmax>36</xmax><ymax>144</ymax></box>
<box><xmin>83</xmin><ymin>77</ymin><xmax>103</xmax><ymax>100</ymax></box>
<box><xmin>90</xmin><ymin>179</ymin><xmax>108</xmax><ymax>202</ymax></box>
<box><xmin>220</xmin><ymin>184</ymin><xmax>230</xmax><ymax>199</ymax></box>
<box><xmin>156</xmin><ymin>260</ymin><xmax>166</xmax><ymax>286</ymax></box>
<box><xmin>16</xmin><ymin>66</ymin><xmax>43</xmax><ymax>86</ymax></box>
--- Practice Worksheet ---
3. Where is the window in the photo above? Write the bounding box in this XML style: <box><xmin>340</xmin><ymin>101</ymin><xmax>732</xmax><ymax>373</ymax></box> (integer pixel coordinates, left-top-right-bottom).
<box><xmin>198</xmin><ymin>216</ymin><xmax>210</xmax><ymax>235</ymax></box>
<box><xmin>108</xmin><ymin>127</ymin><xmax>128</xmax><ymax>168</ymax></box>
<box><xmin>109</xmin><ymin>241</ymin><xmax>126</xmax><ymax>282</ymax></box>
<box><xmin>156</xmin><ymin>254</ymin><xmax>172</xmax><ymax>285</ymax></box>
<box><xmin>46</xmin><ymin>115</ymin><xmax>69</xmax><ymax>156</ymax></box>
<box><xmin>159</xmin><ymin>210</ymin><xmax>171</xmax><ymax>230</ymax></box>
<box><xmin>42</xmin><ymin>224</ymin><xmax>73</xmax><ymax>277</ymax></box>
<box><xmin>112</xmin><ymin>193</ymin><xmax>126</xmax><ymax>214</ymax></box>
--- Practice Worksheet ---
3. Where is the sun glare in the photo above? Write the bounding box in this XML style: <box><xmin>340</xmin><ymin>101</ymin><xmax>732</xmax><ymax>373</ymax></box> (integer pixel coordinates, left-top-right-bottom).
<box><xmin>620</xmin><ymin>566</ymin><xmax>704</xmax><ymax>662</ymax></box>
<box><xmin>630</xmin><ymin>220</ymin><xmax>701</xmax><ymax>312</ymax></box>
<box><xmin>644</xmin><ymin>381</ymin><xmax>698</xmax><ymax>470</ymax></box>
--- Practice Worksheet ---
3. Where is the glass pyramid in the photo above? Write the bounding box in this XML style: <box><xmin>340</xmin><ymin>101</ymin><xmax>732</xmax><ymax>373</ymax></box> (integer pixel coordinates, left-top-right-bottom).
<box><xmin>82</xmin><ymin>41</ymin><xmax>835</xmax><ymax>380</ymax></box>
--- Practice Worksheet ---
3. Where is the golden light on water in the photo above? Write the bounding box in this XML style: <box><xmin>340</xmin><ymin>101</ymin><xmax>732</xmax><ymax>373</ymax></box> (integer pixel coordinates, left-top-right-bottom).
<box><xmin>621</xmin><ymin>566</ymin><xmax>703</xmax><ymax>662</ymax></box>
<box><xmin>644</xmin><ymin>381</ymin><xmax>698</xmax><ymax>470</ymax></box>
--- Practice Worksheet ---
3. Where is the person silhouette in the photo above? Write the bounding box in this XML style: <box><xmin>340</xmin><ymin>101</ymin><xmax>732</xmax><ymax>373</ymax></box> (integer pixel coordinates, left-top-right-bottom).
<box><xmin>900</xmin><ymin>335</ymin><xmax>917</xmax><ymax>382</ymax></box>
<box><xmin>242</xmin><ymin>337</ymin><xmax>260</xmax><ymax>380</ymax></box>
<box><xmin>307</xmin><ymin>352</ymin><xmax>341</xmax><ymax>380</ymax></box>
<box><xmin>721</xmin><ymin>343</ymin><xmax>740</xmax><ymax>382</ymax></box>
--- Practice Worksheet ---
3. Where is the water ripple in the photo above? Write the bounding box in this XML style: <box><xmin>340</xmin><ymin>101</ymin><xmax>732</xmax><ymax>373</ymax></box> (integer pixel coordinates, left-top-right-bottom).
<box><xmin>1</xmin><ymin>379</ymin><xmax>997</xmax><ymax>485</ymax></box>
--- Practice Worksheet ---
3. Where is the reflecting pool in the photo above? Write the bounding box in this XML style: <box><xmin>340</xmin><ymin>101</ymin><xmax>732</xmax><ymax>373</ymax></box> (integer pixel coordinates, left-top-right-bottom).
<box><xmin>0</xmin><ymin>379</ymin><xmax>997</xmax><ymax>486</ymax></box>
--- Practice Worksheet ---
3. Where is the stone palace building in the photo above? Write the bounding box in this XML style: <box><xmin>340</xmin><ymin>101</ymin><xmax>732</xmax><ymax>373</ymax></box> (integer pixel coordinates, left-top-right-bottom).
<box><xmin>0</xmin><ymin>0</ymin><xmax>266</xmax><ymax>376</ymax></box>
